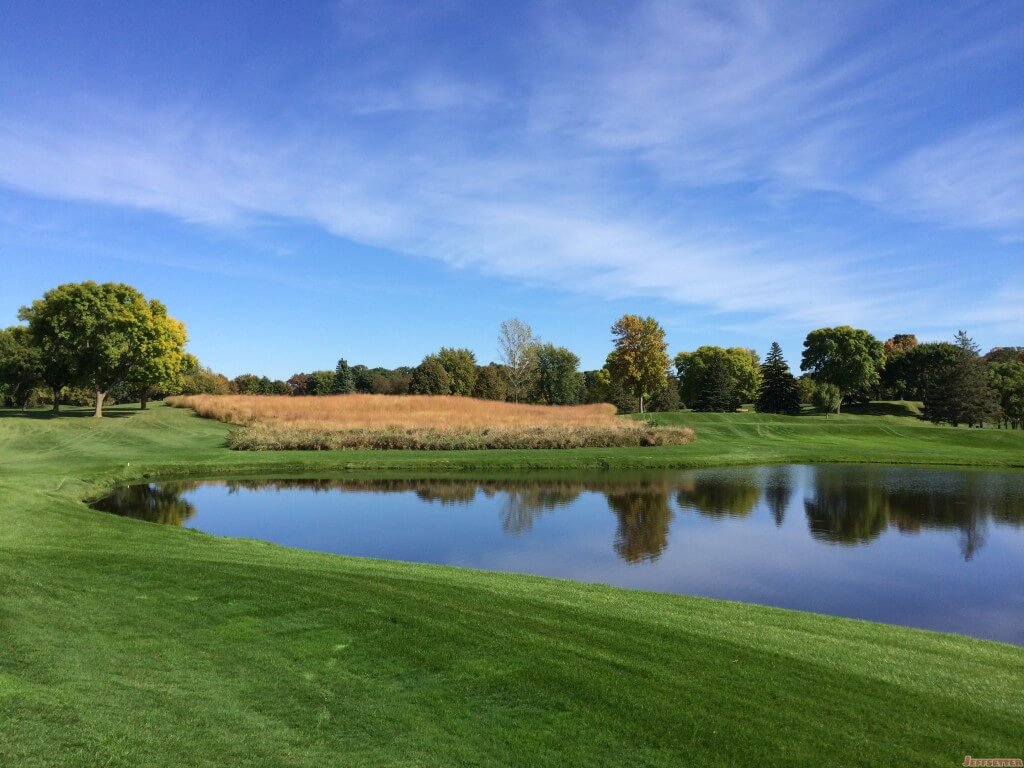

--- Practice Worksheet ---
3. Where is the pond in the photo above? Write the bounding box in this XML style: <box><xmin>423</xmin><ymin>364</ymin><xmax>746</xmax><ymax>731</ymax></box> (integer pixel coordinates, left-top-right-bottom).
<box><xmin>93</xmin><ymin>464</ymin><xmax>1024</xmax><ymax>644</ymax></box>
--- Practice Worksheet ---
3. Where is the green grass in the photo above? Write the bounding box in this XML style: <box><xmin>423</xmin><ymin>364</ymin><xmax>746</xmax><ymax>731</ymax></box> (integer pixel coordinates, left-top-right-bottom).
<box><xmin>1</xmin><ymin>403</ymin><xmax>1022</xmax><ymax>766</ymax></box>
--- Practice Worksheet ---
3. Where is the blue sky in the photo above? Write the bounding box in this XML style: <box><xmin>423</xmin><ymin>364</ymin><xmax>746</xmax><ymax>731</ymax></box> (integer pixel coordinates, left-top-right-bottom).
<box><xmin>1</xmin><ymin>0</ymin><xmax>1021</xmax><ymax>379</ymax></box>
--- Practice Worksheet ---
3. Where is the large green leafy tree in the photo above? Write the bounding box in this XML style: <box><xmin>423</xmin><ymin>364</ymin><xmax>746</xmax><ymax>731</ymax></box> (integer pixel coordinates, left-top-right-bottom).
<box><xmin>756</xmin><ymin>342</ymin><xmax>801</xmax><ymax>415</ymax></box>
<box><xmin>121</xmin><ymin>303</ymin><xmax>188</xmax><ymax>409</ymax></box>
<box><xmin>17</xmin><ymin>287</ymin><xmax>85</xmax><ymax>412</ymax></box>
<box><xmin>410</xmin><ymin>358</ymin><xmax>451</xmax><ymax>395</ymax></box>
<box><xmin>306</xmin><ymin>370</ymin><xmax>336</xmax><ymax>395</ymax></box>
<box><xmin>582</xmin><ymin>369</ymin><xmax>609</xmax><ymax>405</ymax></box>
<box><xmin>534</xmin><ymin>344</ymin><xmax>584</xmax><ymax>405</ymax></box>
<box><xmin>434</xmin><ymin>347</ymin><xmax>477</xmax><ymax>396</ymax></box>
<box><xmin>988</xmin><ymin>361</ymin><xmax>1024</xmax><ymax>429</ymax></box>
<box><xmin>800</xmin><ymin>326</ymin><xmax>884</xmax><ymax>412</ymax></box>
<box><xmin>366</xmin><ymin>367</ymin><xmax>412</xmax><ymax>395</ymax></box>
<box><xmin>19</xmin><ymin>282</ymin><xmax>186</xmax><ymax>417</ymax></box>
<box><xmin>606</xmin><ymin>315</ymin><xmax>669</xmax><ymax>413</ymax></box>
<box><xmin>880</xmin><ymin>334</ymin><xmax>919</xmax><ymax>399</ymax></box>
<box><xmin>675</xmin><ymin>346</ymin><xmax>761</xmax><ymax>409</ymax></box>
<box><xmin>472</xmin><ymin>364</ymin><xmax>508</xmax><ymax>401</ymax></box>
<box><xmin>351</xmin><ymin>365</ymin><xmax>375</xmax><ymax>393</ymax></box>
<box><xmin>0</xmin><ymin>326</ymin><xmax>44</xmax><ymax>409</ymax></box>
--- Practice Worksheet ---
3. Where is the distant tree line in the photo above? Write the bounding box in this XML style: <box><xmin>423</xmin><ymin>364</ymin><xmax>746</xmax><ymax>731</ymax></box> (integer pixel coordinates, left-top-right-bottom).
<box><xmin>674</xmin><ymin>325</ymin><xmax>1022</xmax><ymax>428</ymax></box>
<box><xmin>2</xmin><ymin>283</ymin><xmax>1022</xmax><ymax>427</ymax></box>
<box><xmin>225</xmin><ymin>315</ymin><xmax>675</xmax><ymax>412</ymax></box>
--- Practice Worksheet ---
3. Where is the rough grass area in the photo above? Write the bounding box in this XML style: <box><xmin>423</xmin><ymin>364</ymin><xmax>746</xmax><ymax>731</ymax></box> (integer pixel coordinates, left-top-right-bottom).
<box><xmin>168</xmin><ymin>394</ymin><xmax>695</xmax><ymax>450</ymax></box>
<box><xmin>1</xmin><ymin>404</ymin><xmax>1022</xmax><ymax>766</ymax></box>
<box><xmin>226</xmin><ymin>423</ymin><xmax>693</xmax><ymax>450</ymax></box>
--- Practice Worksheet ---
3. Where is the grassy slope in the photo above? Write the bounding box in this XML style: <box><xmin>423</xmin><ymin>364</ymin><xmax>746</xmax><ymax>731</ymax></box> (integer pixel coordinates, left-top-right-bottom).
<box><xmin>1</xmin><ymin>403</ymin><xmax>1022</xmax><ymax>767</ymax></box>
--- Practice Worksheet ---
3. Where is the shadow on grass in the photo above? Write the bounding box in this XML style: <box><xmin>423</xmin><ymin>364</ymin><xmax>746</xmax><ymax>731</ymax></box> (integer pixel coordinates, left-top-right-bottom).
<box><xmin>841</xmin><ymin>401</ymin><xmax>923</xmax><ymax>418</ymax></box>
<box><xmin>0</xmin><ymin>406</ymin><xmax>139</xmax><ymax>419</ymax></box>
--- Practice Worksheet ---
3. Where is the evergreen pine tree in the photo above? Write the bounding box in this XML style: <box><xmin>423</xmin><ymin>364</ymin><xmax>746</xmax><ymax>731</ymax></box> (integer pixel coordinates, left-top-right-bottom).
<box><xmin>332</xmin><ymin>358</ymin><xmax>355</xmax><ymax>394</ymax></box>
<box><xmin>923</xmin><ymin>332</ymin><xmax>1000</xmax><ymax>427</ymax></box>
<box><xmin>756</xmin><ymin>342</ymin><xmax>801</xmax><ymax>415</ymax></box>
<box><xmin>695</xmin><ymin>355</ymin><xmax>737</xmax><ymax>411</ymax></box>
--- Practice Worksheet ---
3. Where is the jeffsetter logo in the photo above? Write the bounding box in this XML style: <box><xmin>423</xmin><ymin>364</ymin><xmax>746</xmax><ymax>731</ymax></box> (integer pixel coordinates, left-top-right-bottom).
<box><xmin>963</xmin><ymin>758</ymin><xmax>1023</xmax><ymax>767</ymax></box>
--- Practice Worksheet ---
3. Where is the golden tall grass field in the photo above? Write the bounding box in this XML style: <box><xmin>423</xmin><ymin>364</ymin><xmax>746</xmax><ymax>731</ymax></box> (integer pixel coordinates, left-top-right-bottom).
<box><xmin>166</xmin><ymin>394</ymin><xmax>695</xmax><ymax>450</ymax></box>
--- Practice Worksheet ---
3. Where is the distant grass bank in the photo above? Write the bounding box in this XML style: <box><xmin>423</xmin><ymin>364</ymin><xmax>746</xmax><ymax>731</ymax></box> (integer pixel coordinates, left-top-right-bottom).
<box><xmin>1</xmin><ymin>403</ymin><xmax>1022</xmax><ymax>766</ymax></box>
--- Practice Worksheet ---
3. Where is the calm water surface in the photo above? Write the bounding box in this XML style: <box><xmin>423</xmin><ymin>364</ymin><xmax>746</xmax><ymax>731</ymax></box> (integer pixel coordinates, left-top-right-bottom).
<box><xmin>94</xmin><ymin>465</ymin><xmax>1024</xmax><ymax>644</ymax></box>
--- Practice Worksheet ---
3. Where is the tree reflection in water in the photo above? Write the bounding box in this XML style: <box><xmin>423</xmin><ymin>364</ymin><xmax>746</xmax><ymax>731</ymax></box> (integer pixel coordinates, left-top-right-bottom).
<box><xmin>92</xmin><ymin>483</ymin><xmax>198</xmax><ymax>526</ymax></box>
<box><xmin>675</xmin><ymin>470</ymin><xmax>761</xmax><ymax>518</ymax></box>
<box><xmin>92</xmin><ymin>468</ymin><xmax>1024</xmax><ymax>564</ymax></box>
<box><xmin>606</xmin><ymin>489</ymin><xmax>673</xmax><ymax>563</ymax></box>
<box><xmin>761</xmin><ymin>466</ymin><xmax>793</xmax><ymax>527</ymax></box>
<box><xmin>804</xmin><ymin>470</ymin><xmax>891</xmax><ymax>546</ymax></box>
<box><xmin>803</xmin><ymin>467</ymin><xmax>1024</xmax><ymax>560</ymax></box>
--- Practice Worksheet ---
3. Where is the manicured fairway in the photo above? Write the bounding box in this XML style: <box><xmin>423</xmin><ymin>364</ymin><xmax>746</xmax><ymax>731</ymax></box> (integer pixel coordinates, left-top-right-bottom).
<box><xmin>1</xmin><ymin>404</ymin><xmax>1022</xmax><ymax>766</ymax></box>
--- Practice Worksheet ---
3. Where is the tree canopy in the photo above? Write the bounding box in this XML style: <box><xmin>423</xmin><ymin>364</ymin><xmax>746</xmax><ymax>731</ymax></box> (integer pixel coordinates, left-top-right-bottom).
<box><xmin>434</xmin><ymin>347</ymin><xmax>477</xmax><ymax>396</ymax></box>
<box><xmin>472</xmin><ymin>364</ymin><xmax>508</xmax><ymax>401</ymax></box>
<box><xmin>675</xmin><ymin>346</ymin><xmax>760</xmax><ymax>410</ymax></box>
<box><xmin>0</xmin><ymin>326</ymin><xmax>43</xmax><ymax>409</ymax></box>
<box><xmin>410</xmin><ymin>358</ymin><xmax>451</xmax><ymax>395</ymax></box>
<box><xmin>180</xmin><ymin>355</ymin><xmax>231</xmax><ymax>395</ymax></box>
<box><xmin>121</xmin><ymin>301</ymin><xmax>188</xmax><ymax>409</ymax></box>
<box><xmin>18</xmin><ymin>282</ymin><xmax>187</xmax><ymax>416</ymax></box>
<box><xmin>606</xmin><ymin>315</ymin><xmax>669</xmax><ymax>413</ymax></box>
<box><xmin>534</xmin><ymin>344</ymin><xmax>584</xmax><ymax>405</ymax></box>
<box><xmin>989</xmin><ymin>361</ymin><xmax>1024</xmax><ymax>429</ymax></box>
<box><xmin>880</xmin><ymin>334</ymin><xmax>920</xmax><ymax>400</ymax></box>
<box><xmin>812</xmin><ymin>382</ymin><xmax>842</xmax><ymax>418</ymax></box>
<box><xmin>800</xmin><ymin>326</ymin><xmax>884</xmax><ymax>412</ymax></box>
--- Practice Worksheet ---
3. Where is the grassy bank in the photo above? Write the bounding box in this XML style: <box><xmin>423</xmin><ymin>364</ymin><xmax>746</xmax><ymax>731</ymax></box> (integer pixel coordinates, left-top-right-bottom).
<box><xmin>1</xmin><ymin>403</ymin><xmax>1022</xmax><ymax>766</ymax></box>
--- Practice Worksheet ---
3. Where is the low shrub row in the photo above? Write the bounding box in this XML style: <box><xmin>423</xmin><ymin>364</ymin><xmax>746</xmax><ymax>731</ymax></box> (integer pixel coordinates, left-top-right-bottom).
<box><xmin>226</xmin><ymin>423</ymin><xmax>695</xmax><ymax>451</ymax></box>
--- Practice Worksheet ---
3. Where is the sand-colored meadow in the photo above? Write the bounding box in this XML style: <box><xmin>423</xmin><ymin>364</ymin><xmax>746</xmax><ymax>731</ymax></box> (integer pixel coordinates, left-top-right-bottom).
<box><xmin>166</xmin><ymin>394</ymin><xmax>695</xmax><ymax>450</ymax></box>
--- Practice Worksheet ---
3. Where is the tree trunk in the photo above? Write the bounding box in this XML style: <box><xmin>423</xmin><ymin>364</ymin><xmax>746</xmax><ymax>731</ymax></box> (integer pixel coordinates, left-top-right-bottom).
<box><xmin>836</xmin><ymin>395</ymin><xmax>843</xmax><ymax>414</ymax></box>
<box><xmin>52</xmin><ymin>387</ymin><xmax>60</xmax><ymax>413</ymax></box>
<box><xmin>639</xmin><ymin>393</ymin><xmax>645</xmax><ymax>414</ymax></box>
<box><xmin>140</xmin><ymin>389</ymin><xmax>149</xmax><ymax>410</ymax></box>
<box><xmin>94</xmin><ymin>390</ymin><xmax>106</xmax><ymax>418</ymax></box>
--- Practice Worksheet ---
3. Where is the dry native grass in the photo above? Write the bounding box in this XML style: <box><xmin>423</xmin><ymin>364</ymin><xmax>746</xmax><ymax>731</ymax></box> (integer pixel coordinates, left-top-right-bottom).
<box><xmin>165</xmin><ymin>394</ymin><xmax>695</xmax><ymax>450</ymax></box>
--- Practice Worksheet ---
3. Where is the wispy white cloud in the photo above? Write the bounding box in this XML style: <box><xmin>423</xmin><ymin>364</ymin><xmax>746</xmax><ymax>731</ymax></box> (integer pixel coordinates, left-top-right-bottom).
<box><xmin>527</xmin><ymin>0</ymin><xmax>1023</xmax><ymax>230</ymax></box>
<box><xmin>867</xmin><ymin>117</ymin><xmax>1024</xmax><ymax>232</ymax></box>
<box><xmin>0</xmin><ymin>0</ymin><xmax>1019</xmax><ymax>337</ymax></box>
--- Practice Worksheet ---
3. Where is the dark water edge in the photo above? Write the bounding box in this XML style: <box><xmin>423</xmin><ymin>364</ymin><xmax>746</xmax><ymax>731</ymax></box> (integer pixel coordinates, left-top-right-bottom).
<box><xmin>93</xmin><ymin>464</ymin><xmax>1024</xmax><ymax>644</ymax></box>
